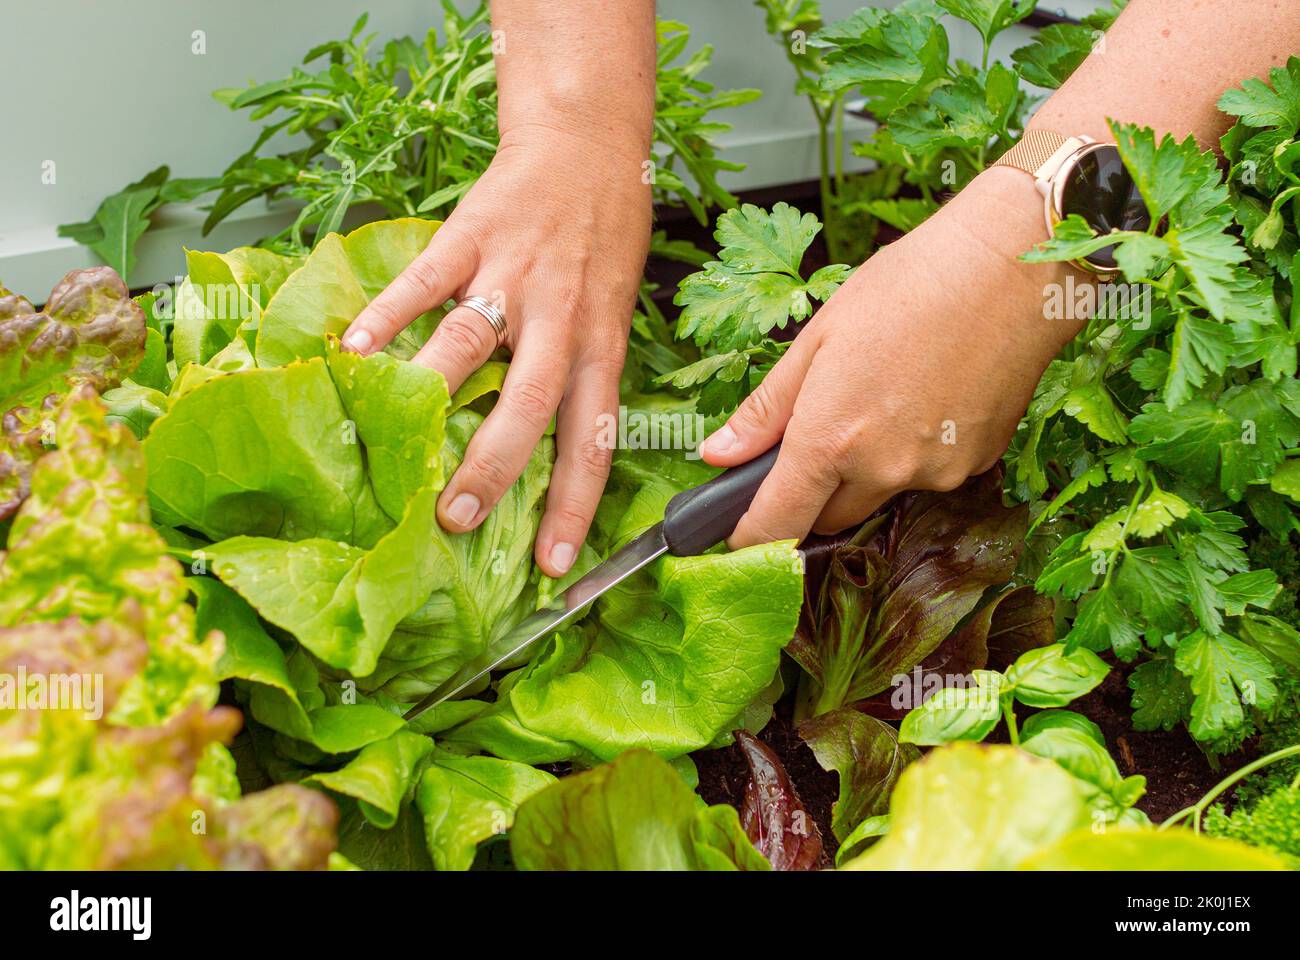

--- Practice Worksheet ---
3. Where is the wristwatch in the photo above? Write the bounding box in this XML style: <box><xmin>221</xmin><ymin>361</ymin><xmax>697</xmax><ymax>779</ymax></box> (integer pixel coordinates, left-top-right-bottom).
<box><xmin>993</xmin><ymin>130</ymin><xmax>1150</xmax><ymax>277</ymax></box>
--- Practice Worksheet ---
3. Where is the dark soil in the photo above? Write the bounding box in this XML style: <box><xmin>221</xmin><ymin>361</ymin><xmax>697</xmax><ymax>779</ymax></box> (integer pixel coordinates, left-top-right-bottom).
<box><xmin>1066</xmin><ymin>667</ymin><xmax>1235</xmax><ymax>822</ymax></box>
<box><xmin>694</xmin><ymin>663</ymin><xmax>1239</xmax><ymax>853</ymax></box>
<box><xmin>693</xmin><ymin>697</ymin><xmax>842</xmax><ymax>864</ymax></box>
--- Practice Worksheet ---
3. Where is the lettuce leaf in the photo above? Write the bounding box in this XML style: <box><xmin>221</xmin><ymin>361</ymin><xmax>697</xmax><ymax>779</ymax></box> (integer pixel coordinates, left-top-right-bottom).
<box><xmin>134</xmin><ymin>217</ymin><xmax>805</xmax><ymax>868</ymax></box>
<box><xmin>0</xmin><ymin>388</ymin><xmax>218</xmax><ymax>723</ymax></box>
<box><xmin>510</xmin><ymin>750</ymin><xmax>769</xmax><ymax>871</ymax></box>
<box><xmin>1</xmin><ymin>268</ymin><xmax>146</xmax><ymax>520</ymax></box>
<box><xmin>790</xmin><ymin>469</ymin><xmax>1028</xmax><ymax>718</ymax></box>
<box><xmin>0</xmin><ymin>391</ymin><xmax>337</xmax><ymax>870</ymax></box>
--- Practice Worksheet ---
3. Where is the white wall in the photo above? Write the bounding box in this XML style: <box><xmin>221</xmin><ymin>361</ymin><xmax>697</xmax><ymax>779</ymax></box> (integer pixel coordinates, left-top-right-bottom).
<box><xmin>0</xmin><ymin>0</ymin><xmax>1100</xmax><ymax>299</ymax></box>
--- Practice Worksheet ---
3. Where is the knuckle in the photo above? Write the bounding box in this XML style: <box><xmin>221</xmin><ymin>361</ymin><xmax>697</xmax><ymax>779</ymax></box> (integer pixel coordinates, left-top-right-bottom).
<box><xmin>930</xmin><ymin>466</ymin><xmax>970</xmax><ymax>493</ymax></box>
<box><xmin>507</xmin><ymin>376</ymin><xmax>557</xmax><ymax>426</ymax></box>
<box><xmin>736</xmin><ymin>382</ymin><xmax>781</xmax><ymax>429</ymax></box>
<box><xmin>740</xmin><ymin>510</ymin><xmax>796</xmax><ymax>547</ymax></box>
<box><xmin>868</xmin><ymin>456</ymin><xmax>917</xmax><ymax>493</ymax></box>
<box><xmin>546</xmin><ymin>500</ymin><xmax>594</xmax><ymax>537</ymax></box>
<box><xmin>812</xmin><ymin>516</ymin><xmax>854</xmax><ymax>537</ymax></box>
<box><xmin>568</xmin><ymin>434</ymin><xmax>613</xmax><ymax>478</ymax></box>
<box><xmin>465</xmin><ymin>443</ymin><xmax>515</xmax><ymax>494</ymax></box>
<box><xmin>540</xmin><ymin>282</ymin><xmax>584</xmax><ymax>327</ymax></box>
<box><xmin>579</xmin><ymin>350</ymin><xmax>626</xmax><ymax>384</ymax></box>
<box><xmin>364</xmin><ymin>296</ymin><xmax>406</xmax><ymax>337</ymax></box>
<box><xmin>438</xmin><ymin>314</ymin><xmax>492</xmax><ymax>366</ymax></box>
<box><xmin>405</xmin><ymin>256</ymin><xmax>447</xmax><ymax>306</ymax></box>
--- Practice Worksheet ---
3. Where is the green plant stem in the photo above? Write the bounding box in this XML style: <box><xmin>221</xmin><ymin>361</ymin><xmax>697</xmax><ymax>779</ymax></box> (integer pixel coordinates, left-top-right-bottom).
<box><xmin>833</xmin><ymin>95</ymin><xmax>846</xmax><ymax>196</ymax></box>
<box><xmin>1002</xmin><ymin>696</ymin><xmax>1020</xmax><ymax>746</ymax></box>
<box><xmin>1160</xmin><ymin>744</ymin><xmax>1300</xmax><ymax>832</ymax></box>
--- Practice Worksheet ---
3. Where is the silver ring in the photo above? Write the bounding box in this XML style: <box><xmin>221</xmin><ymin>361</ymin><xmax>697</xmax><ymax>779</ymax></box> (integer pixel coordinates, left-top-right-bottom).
<box><xmin>457</xmin><ymin>295</ymin><xmax>508</xmax><ymax>348</ymax></box>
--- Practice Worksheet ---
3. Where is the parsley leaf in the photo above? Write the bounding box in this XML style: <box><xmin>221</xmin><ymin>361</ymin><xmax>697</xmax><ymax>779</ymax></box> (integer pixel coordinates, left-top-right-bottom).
<box><xmin>1175</xmin><ymin>631</ymin><xmax>1278</xmax><ymax>741</ymax></box>
<box><xmin>936</xmin><ymin>0</ymin><xmax>1035</xmax><ymax>48</ymax></box>
<box><xmin>674</xmin><ymin>203</ymin><xmax>851</xmax><ymax>350</ymax></box>
<box><xmin>1216</xmin><ymin>56</ymin><xmax>1300</xmax><ymax>134</ymax></box>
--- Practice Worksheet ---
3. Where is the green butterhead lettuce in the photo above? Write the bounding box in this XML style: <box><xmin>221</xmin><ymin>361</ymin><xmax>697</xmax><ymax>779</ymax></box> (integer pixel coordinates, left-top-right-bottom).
<box><xmin>255</xmin><ymin>218</ymin><xmax>448</xmax><ymax>367</ymax></box>
<box><xmin>510</xmin><ymin>750</ymin><xmax>769</xmax><ymax>871</ymax></box>
<box><xmin>417</xmin><ymin>750</ymin><xmax>556</xmax><ymax>871</ymax></box>
<box><xmin>173</xmin><ymin>245</ymin><xmax>304</xmax><ymax>368</ymax></box>
<box><xmin>134</xmin><ymin>217</ymin><xmax>805</xmax><ymax>869</ymax></box>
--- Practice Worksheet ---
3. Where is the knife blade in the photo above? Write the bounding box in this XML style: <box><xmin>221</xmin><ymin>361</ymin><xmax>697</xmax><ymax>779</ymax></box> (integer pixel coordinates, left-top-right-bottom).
<box><xmin>401</xmin><ymin>442</ymin><xmax>781</xmax><ymax>723</ymax></box>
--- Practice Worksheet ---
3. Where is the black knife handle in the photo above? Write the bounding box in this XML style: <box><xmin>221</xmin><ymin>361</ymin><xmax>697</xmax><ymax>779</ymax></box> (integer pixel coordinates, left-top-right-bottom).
<box><xmin>662</xmin><ymin>443</ymin><xmax>781</xmax><ymax>556</ymax></box>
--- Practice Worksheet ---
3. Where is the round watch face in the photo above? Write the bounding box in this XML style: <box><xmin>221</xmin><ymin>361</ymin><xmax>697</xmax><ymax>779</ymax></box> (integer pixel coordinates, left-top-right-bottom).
<box><xmin>1059</xmin><ymin>145</ymin><xmax>1150</xmax><ymax>271</ymax></box>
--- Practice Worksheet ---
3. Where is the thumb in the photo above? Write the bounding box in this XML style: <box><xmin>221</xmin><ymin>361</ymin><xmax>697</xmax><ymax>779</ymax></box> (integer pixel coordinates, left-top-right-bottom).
<box><xmin>699</xmin><ymin>334</ymin><xmax>817</xmax><ymax>467</ymax></box>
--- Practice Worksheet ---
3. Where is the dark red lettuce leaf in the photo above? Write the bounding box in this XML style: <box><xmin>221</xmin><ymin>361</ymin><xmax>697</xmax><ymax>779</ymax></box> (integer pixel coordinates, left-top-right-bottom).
<box><xmin>792</xmin><ymin>468</ymin><xmax>1028</xmax><ymax>717</ymax></box>
<box><xmin>736</xmin><ymin>730</ymin><xmax>822</xmax><ymax>870</ymax></box>
<box><xmin>853</xmin><ymin>584</ymin><xmax>1055</xmax><ymax>719</ymax></box>
<box><xmin>980</xmin><ymin>584</ymin><xmax>1056</xmax><ymax>671</ymax></box>
<box><xmin>798</xmin><ymin>707</ymin><xmax>919</xmax><ymax>844</ymax></box>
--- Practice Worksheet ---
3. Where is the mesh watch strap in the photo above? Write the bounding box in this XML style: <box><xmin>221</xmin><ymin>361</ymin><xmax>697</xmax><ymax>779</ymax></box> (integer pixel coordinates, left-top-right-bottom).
<box><xmin>993</xmin><ymin>130</ymin><xmax>1072</xmax><ymax>177</ymax></box>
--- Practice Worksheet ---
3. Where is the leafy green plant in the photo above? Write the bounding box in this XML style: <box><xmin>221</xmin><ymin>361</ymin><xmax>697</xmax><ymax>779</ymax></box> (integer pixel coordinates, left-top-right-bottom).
<box><xmin>57</xmin><ymin>167</ymin><xmax>219</xmax><ymax>279</ymax></box>
<box><xmin>840</xmin><ymin>742</ymin><xmax>1282</xmax><ymax>870</ymax></box>
<box><xmin>0</xmin><ymin>268</ymin><xmax>147</xmax><ymax>521</ymax></box>
<box><xmin>788</xmin><ymin>469</ymin><xmax>1033</xmax><ymax>719</ymax></box>
<box><xmin>59</xmin><ymin>6</ymin><xmax>756</xmax><ymax>269</ymax></box>
<box><xmin>1016</xmin><ymin>107</ymin><xmax>1300</xmax><ymax>752</ymax></box>
<box><xmin>896</xmin><ymin>642</ymin><xmax>1148</xmax><ymax>826</ymax></box>
<box><xmin>754</xmin><ymin>0</ymin><xmax>1125</xmax><ymax>264</ymax></box>
<box><xmin>0</xmin><ymin>389</ymin><xmax>339</xmax><ymax>869</ymax></box>
<box><xmin>659</xmin><ymin>202</ymin><xmax>849</xmax><ymax>412</ymax></box>
<box><xmin>510</xmin><ymin>750</ymin><xmax>769</xmax><ymax>871</ymax></box>
<box><xmin>1205</xmin><ymin>776</ymin><xmax>1300</xmax><ymax>865</ymax></box>
<box><xmin>672</xmin><ymin>3</ymin><xmax>1127</xmax><ymax>415</ymax></box>
<box><xmin>107</xmin><ymin>216</ymin><xmax>806</xmax><ymax>868</ymax></box>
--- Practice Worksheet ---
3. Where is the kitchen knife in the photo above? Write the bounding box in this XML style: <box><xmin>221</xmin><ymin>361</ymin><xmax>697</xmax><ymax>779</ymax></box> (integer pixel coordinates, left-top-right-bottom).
<box><xmin>401</xmin><ymin>443</ymin><xmax>781</xmax><ymax>722</ymax></box>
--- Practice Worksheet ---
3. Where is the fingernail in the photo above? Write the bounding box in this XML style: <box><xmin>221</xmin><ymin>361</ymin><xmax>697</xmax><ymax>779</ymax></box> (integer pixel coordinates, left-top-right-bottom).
<box><xmin>446</xmin><ymin>492</ymin><xmax>480</xmax><ymax>527</ymax></box>
<box><xmin>703</xmin><ymin>426</ymin><xmax>737</xmax><ymax>456</ymax></box>
<box><xmin>549</xmin><ymin>542</ymin><xmax>576</xmax><ymax>575</ymax></box>
<box><xmin>343</xmin><ymin>328</ymin><xmax>373</xmax><ymax>354</ymax></box>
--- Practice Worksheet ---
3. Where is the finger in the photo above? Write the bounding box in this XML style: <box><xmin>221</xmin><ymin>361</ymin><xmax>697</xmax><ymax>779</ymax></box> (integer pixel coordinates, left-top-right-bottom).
<box><xmin>534</xmin><ymin>352</ymin><xmax>623</xmax><ymax>577</ymax></box>
<box><xmin>437</xmin><ymin>327</ymin><xmax>567</xmax><ymax>533</ymax></box>
<box><xmin>698</xmin><ymin>330</ymin><xmax>819</xmax><ymax>467</ymax></box>
<box><xmin>409</xmin><ymin>286</ymin><xmax>507</xmax><ymax>394</ymax></box>
<box><xmin>341</xmin><ymin>222</ymin><xmax>478</xmax><ymax>356</ymax></box>
<box><xmin>726</xmin><ymin>434</ymin><xmax>841</xmax><ymax>549</ymax></box>
<box><xmin>811</xmin><ymin>479</ymin><xmax>897</xmax><ymax>536</ymax></box>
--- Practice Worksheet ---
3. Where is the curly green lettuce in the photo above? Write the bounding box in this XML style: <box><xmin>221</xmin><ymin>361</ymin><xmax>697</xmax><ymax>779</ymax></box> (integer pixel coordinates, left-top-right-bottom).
<box><xmin>1</xmin><ymin>268</ymin><xmax>146</xmax><ymax>519</ymax></box>
<box><xmin>0</xmin><ymin>391</ymin><xmax>337</xmax><ymax>870</ymax></box>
